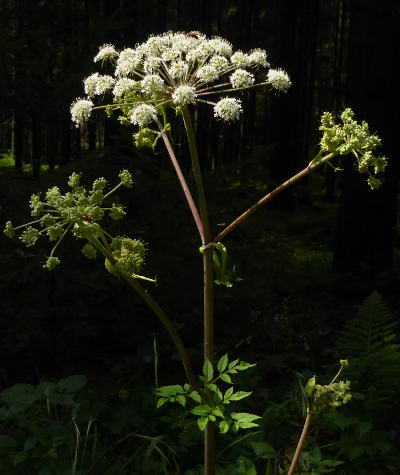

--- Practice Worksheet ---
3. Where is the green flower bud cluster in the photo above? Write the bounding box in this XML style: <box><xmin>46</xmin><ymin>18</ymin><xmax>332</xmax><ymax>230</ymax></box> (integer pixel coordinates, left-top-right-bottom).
<box><xmin>3</xmin><ymin>170</ymin><xmax>133</xmax><ymax>270</ymax></box>
<box><xmin>110</xmin><ymin>237</ymin><xmax>146</xmax><ymax>276</ymax></box>
<box><xmin>304</xmin><ymin>359</ymin><xmax>351</xmax><ymax>416</ymax></box>
<box><xmin>319</xmin><ymin>108</ymin><xmax>388</xmax><ymax>189</ymax></box>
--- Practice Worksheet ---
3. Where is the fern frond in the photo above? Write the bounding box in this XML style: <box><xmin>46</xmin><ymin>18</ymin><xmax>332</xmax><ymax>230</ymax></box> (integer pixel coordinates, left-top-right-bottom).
<box><xmin>336</xmin><ymin>291</ymin><xmax>397</xmax><ymax>356</ymax></box>
<box><xmin>335</xmin><ymin>291</ymin><xmax>400</xmax><ymax>412</ymax></box>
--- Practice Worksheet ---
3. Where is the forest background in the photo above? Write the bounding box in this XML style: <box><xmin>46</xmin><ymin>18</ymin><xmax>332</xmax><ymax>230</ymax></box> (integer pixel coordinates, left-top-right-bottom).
<box><xmin>0</xmin><ymin>0</ymin><xmax>399</xmax><ymax>473</ymax></box>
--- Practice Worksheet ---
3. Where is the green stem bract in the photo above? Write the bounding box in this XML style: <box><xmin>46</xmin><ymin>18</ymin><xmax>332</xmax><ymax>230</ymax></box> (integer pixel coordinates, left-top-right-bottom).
<box><xmin>87</xmin><ymin>236</ymin><xmax>197</xmax><ymax>391</ymax></box>
<box><xmin>181</xmin><ymin>106</ymin><xmax>215</xmax><ymax>475</ymax></box>
<box><xmin>213</xmin><ymin>151</ymin><xmax>337</xmax><ymax>243</ymax></box>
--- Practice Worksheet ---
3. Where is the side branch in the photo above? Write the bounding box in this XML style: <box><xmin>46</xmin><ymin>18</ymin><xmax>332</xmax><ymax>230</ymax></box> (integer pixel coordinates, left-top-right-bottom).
<box><xmin>213</xmin><ymin>152</ymin><xmax>336</xmax><ymax>243</ymax></box>
<box><xmin>154</xmin><ymin>117</ymin><xmax>204</xmax><ymax>242</ymax></box>
<box><xmin>89</xmin><ymin>236</ymin><xmax>197</xmax><ymax>390</ymax></box>
<box><xmin>123</xmin><ymin>274</ymin><xmax>198</xmax><ymax>391</ymax></box>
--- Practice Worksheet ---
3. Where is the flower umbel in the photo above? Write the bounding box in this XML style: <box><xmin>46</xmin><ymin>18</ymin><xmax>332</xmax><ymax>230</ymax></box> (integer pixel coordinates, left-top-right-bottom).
<box><xmin>71</xmin><ymin>31</ymin><xmax>291</xmax><ymax>128</ymax></box>
<box><xmin>2</xmin><ymin>170</ymin><xmax>154</xmax><ymax>280</ymax></box>
<box><xmin>319</xmin><ymin>108</ymin><xmax>388</xmax><ymax>189</ymax></box>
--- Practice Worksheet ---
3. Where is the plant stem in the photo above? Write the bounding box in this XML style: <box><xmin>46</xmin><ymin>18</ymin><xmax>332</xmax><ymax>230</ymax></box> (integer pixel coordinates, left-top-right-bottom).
<box><xmin>88</xmin><ymin>236</ymin><xmax>197</xmax><ymax>391</ymax></box>
<box><xmin>122</xmin><ymin>274</ymin><xmax>198</xmax><ymax>391</ymax></box>
<box><xmin>154</xmin><ymin>117</ymin><xmax>204</xmax><ymax>243</ymax></box>
<box><xmin>181</xmin><ymin>106</ymin><xmax>215</xmax><ymax>475</ymax></box>
<box><xmin>287</xmin><ymin>407</ymin><xmax>312</xmax><ymax>475</ymax></box>
<box><xmin>212</xmin><ymin>152</ymin><xmax>337</xmax><ymax>243</ymax></box>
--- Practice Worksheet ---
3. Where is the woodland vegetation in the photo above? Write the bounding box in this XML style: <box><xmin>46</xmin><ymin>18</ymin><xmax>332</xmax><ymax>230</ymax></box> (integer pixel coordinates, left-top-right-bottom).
<box><xmin>0</xmin><ymin>1</ymin><xmax>399</xmax><ymax>473</ymax></box>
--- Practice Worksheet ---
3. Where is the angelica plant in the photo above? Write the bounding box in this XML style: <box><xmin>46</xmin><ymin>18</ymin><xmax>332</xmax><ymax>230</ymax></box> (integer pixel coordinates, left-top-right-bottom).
<box><xmin>4</xmin><ymin>31</ymin><xmax>388</xmax><ymax>475</ymax></box>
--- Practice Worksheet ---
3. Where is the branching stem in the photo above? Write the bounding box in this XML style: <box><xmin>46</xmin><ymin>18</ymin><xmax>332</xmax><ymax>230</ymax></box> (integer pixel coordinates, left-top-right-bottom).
<box><xmin>213</xmin><ymin>152</ymin><xmax>337</xmax><ymax>243</ymax></box>
<box><xmin>154</xmin><ymin>117</ymin><xmax>204</xmax><ymax>243</ymax></box>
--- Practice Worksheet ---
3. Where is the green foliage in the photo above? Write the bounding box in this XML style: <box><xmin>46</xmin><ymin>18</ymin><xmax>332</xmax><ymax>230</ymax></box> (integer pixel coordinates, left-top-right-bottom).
<box><xmin>335</xmin><ymin>291</ymin><xmax>400</xmax><ymax>411</ymax></box>
<box><xmin>156</xmin><ymin>355</ymin><xmax>260</xmax><ymax>434</ymax></box>
<box><xmin>0</xmin><ymin>375</ymin><xmax>90</xmax><ymax>474</ymax></box>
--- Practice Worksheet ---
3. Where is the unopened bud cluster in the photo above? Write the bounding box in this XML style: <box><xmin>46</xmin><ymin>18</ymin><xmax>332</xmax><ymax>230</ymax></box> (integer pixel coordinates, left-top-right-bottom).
<box><xmin>304</xmin><ymin>360</ymin><xmax>351</xmax><ymax>415</ymax></box>
<box><xmin>319</xmin><ymin>108</ymin><xmax>387</xmax><ymax>189</ymax></box>
<box><xmin>3</xmin><ymin>170</ymin><xmax>133</xmax><ymax>270</ymax></box>
<box><xmin>71</xmin><ymin>31</ymin><xmax>291</xmax><ymax>131</ymax></box>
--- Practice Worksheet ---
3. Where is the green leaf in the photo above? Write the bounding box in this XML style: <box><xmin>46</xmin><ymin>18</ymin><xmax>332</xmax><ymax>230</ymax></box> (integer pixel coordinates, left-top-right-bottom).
<box><xmin>58</xmin><ymin>375</ymin><xmax>88</xmax><ymax>393</ymax></box>
<box><xmin>212</xmin><ymin>405</ymin><xmax>225</xmax><ymax>418</ymax></box>
<box><xmin>219</xmin><ymin>420</ymin><xmax>230</xmax><ymax>434</ymax></box>
<box><xmin>214</xmin><ymin>388</ymin><xmax>223</xmax><ymax>403</ymax></box>
<box><xmin>206</xmin><ymin>383</ymin><xmax>218</xmax><ymax>392</ymax></box>
<box><xmin>229</xmin><ymin>359</ymin><xmax>239</xmax><ymax>369</ymax></box>
<box><xmin>23</xmin><ymin>438</ymin><xmax>37</xmax><ymax>451</ymax></box>
<box><xmin>156</xmin><ymin>385</ymin><xmax>184</xmax><ymax>397</ymax></box>
<box><xmin>251</xmin><ymin>441</ymin><xmax>277</xmax><ymax>458</ymax></box>
<box><xmin>189</xmin><ymin>391</ymin><xmax>202</xmax><ymax>403</ymax></box>
<box><xmin>236</xmin><ymin>361</ymin><xmax>256</xmax><ymax>371</ymax></box>
<box><xmin>217</xmin><ymin>354</ymin><xmax>229</xmax><ymax>373</ymax></box>
<box><xmin>191</xmin><ymin>405</ymin><xmax>211</xmax><ymax>416</ymax></box>
<box><xmin>224</xmin><ymin>387</ymin><xmax>234</xmax><ymax>402</ymax></box>
<box><xmin>229</xmin><ymin>391</ymin><xmax>252</xmax><ymax>402</ymax></box>
<box><xmin>1</xmin><ymin>383</ymin><xmax>36</xmax><ymax>405</ymax></box>
<box><xmin>156</xmin><ymin>398</ymin><xmax>168</xmax><ymax>408</ymax></box>
<box><xmin>231</xmin><ymin>412</ymin><xmax>262</xmax><ymax>423</ymax></box>
<box><xmin>220</xmin><ymin>373</ymin><xmax>233</xmax><ymax>384</ymax></box>
<box><xmin>198</xmin><ymin>417</ymin><xmax>208</xmax><ymax>431</ymax></box>
<box><xmin>203</xmin><ymin>360</ymin><xmax>214</xmax><ymax>382</ymax></box>
<box><xmin>13</xmin><ymin>451</ymin><xmax>28</xmax><ymax>465</ymax></box>
<box><xmin>176</xmin><ymin>395</ymin><xmax>186</xmax><ymax>407</ymax></box>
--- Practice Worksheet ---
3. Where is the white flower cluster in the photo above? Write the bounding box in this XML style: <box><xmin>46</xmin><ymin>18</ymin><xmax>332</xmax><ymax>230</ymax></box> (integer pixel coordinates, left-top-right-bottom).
<box><xmin>266</xmin><ymin>69</ymin><xmax>291</xmax><ymax>92</ymax></box>
<box><xmin>71</xmin><ymin>31</ymin><xmax>290</xmax><ymax>128</ymax></box>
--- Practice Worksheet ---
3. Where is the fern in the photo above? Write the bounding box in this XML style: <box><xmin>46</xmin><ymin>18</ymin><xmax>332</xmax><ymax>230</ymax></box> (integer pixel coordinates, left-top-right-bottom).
<box><xmin>336</xmin><ymin>291</ymin><xmax>398</xmax><ymax>355</ymax></box>
<box><xmin>335</xmin><ymin>291</ymin><xmax>400</xmax><ymax>412</ymax></box>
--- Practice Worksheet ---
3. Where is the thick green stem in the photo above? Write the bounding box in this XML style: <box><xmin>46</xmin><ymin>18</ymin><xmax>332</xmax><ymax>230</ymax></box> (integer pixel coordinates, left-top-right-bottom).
<box><xmin>154</xmin><ymin>117</ymin><xmax>204</xmax><ymax>243</ymax></box>
<box><xmin>181</xmin><ymin>106</ymin><xmax>215</xmax><ymax>475</ymax></box>
<box><xmin>287</xmin><ymin>407</ymin><xmax>312</xmax><ymax>475</ymax></box>
<box><xmin>88</xmin><ymin>236</ymin><xmax>197</xmax><ymax>390</ymax></box>
<box><xmin>213</xmin><ymin>152</ymin><xmax>337</xmax><ymax>243</ymax></box>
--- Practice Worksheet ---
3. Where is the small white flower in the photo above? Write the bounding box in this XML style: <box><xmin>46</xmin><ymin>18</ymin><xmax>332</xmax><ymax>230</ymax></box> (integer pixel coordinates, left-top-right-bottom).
<box><xmin>94</xmin><ymin>44</ymin><xmax>118</xmax><ymax>62</ymax></box>
<box><xmin>113</xmin><ymin>78</ymin><xmax>138</xmax><ymax>97</ymax></box>
<box><xmin>70</xmin><ymin>98</ymin><xmax>94</xmax><ymax>126</ymax></box>
<box><xmin>143</xmin><ymin>56</ymin><xmax>162</xmax><ymax>73</ymax></box>
<box><xmin>214</xmin><ymin>97</ymin><xmax>243</xmax><ymax>122</ymax></box>
<box><xmin>172</xmin><ymin>85</ymin><xmax>197</xmax><ymax>106</ymax></box>
<box><xmin>168</xmin><ymin>60</ymin><xmax>189</xmax><ymax>80</ymax></box>
<box><xmin>161</xmin><ymin>48</ymin><xmax>180</xmax><ymax>62</ymax></box>
<box><xmin>95</xmin><ymin>75</ymin><xmax>115</xmax><ymax>95</ymax></box>
<box><xmin>84</xmin><ymin>73</ymin><xmax>100</xmax><ymax>97</ymax></box>
<box><xmin>115</xmin><ymin>48</ymin><xmax>142</xmax><ymax>76</ymax></box>
<box><xmin>141</xmin><ymin>74</ymin><xmax>165</xmax><ymax>95</ymax></box>
<box><xmin>130</xmin><ymin>104</ymin><xmax>157</xmax><ymax>127</ymax></box>
<box><xmin>209</xmin><ymin>55</ymin><xmax>229</xmax><ymax>72</ymax></box>
<box><xmin>249</xmin><ymin>48</ymin><xmax>269</xmax><ymax>68</ymax></box>
<box><xmin>230</xmin><ymin>51</ymin><xmax>250</xmax><ymax>68</ymax></box>
<box><xmin>230</xmin><ymin>69</ymin><xmax>254</xmax><ymax>89</ymax></box>
<box><xmin>208</xmin><ymin>37</ymin><xmax>233</xmax><ymax>57</ymax></box>
<box><xmin>266</xmin><ymin>69</ymin><xmax>291</xmax><ymax>92</ymax></box>
<box><xmin>196</xmin><ymin>65</ymin><xmax>219</xmax><ymax>84</ymax></box>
